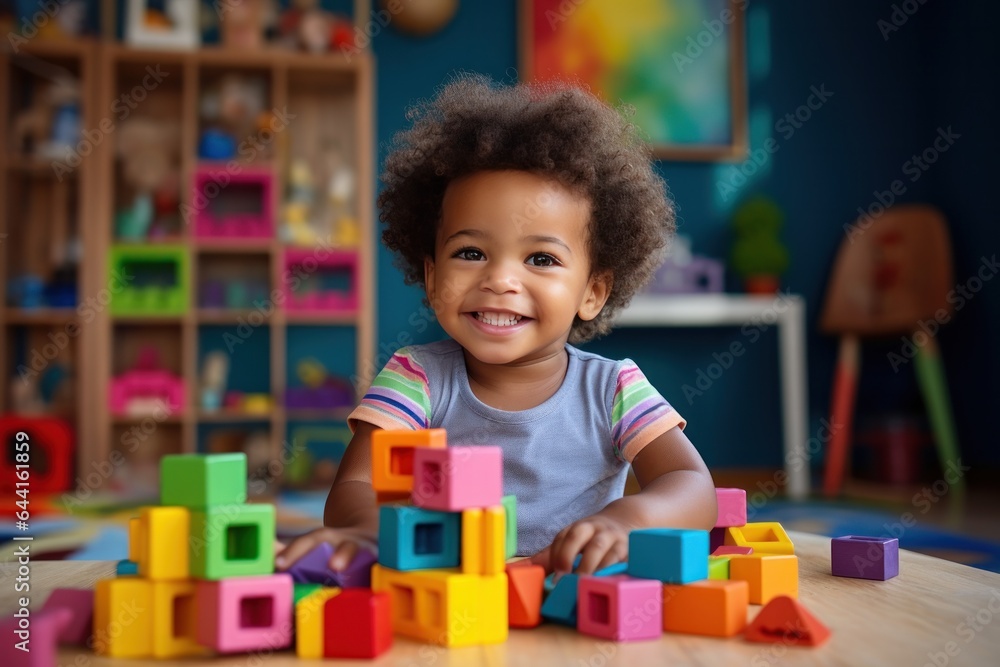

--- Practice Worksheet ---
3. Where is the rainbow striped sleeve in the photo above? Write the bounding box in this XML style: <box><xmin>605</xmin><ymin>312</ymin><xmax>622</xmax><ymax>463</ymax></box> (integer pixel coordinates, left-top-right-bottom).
<box><xmin>611</xmin><ymin>361</ymin><xmax>686</xmax><ymax>463</ymax></box>
<box><xmin>347</xmin><ymin>348</ymin><xmax>431</xmax><ymax>433</ymax></box>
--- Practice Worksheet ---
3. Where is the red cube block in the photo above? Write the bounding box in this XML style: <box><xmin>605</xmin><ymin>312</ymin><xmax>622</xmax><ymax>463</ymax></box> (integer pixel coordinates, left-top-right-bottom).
<box><xmin>322</xmin><ymin>589</ymin><xmax>392</xmax><ymax>659</ymax></box>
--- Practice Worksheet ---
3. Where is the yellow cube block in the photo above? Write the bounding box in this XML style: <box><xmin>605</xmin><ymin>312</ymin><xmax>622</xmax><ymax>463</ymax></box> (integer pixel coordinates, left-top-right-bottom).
<box><xmin>151</xmin><ymin>581</ymin><xmax>207</xmax><ymax>658</ymax></box>
<box><xmin>371</xmin><ymin>565</ymin><xmax>507</xmax><ymax>646</ymax></box>
<box><xmin>94</xmin><ymin>578</ymin><xmax>154</xmax><ymax>657</ymax></box>
<box><xmin>136</xmin><ymin>506</ymin><xmax>190</xmax><ymax>580</ymax></box>
<box><xmin>295</xmin><ymin>587</ymin><xmax>342</xmax><ymax>658</ymax></box>
<box><xmin>127</xmin><ymin>517</ymin><xmax>141</xmax><ymax>562</ymax></box>
<box><xmin>461</xmin><ymin>506</ymin><xmax>506</xmax><ymax>575</ymax></box>
<box><xmin>729</xmin><ymin>554</ymin><xmax>798</xmax><ymax>605</ymax></box>
<box><xmin>723</xmin><ymin>522</ymin><xmax>795</xmax><ymax>555</ymax></box>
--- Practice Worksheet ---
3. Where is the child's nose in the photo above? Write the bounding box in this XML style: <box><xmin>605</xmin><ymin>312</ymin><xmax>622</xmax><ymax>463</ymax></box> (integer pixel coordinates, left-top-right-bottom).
<box><xmin>479</xmin><ymin>261</ymin><xmax>522</xmax><ymax>294</ymax></box>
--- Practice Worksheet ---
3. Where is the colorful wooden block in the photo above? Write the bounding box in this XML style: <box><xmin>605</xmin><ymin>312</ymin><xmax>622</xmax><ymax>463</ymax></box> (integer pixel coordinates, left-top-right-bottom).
<box><xmin>195</xmin><ymin>574</ymin><xmax>293</xmax><ymax>653</ymax></box>
<box><xmin>662</xmin><ymin>580</ymin><xmax>748</xmax><ymax>637</ymax></box>
<box><xmin>322</xmin><ymin>589</ymin><xmax>393</xmax><ymax>659</ymax></box>
<box><xmin>134</xmin><ymin>506</ymin><xmax>190</xmax><ymax>581</ymax></box>
<box><xmin>371</xmin><ymin>565</ymin><xmax>507</xmax><ymax>646</ymax></box>
<box><xmin>0</xmin><ymin>417</ymin><xmax>72</xmax><ymax>494</ymax></box>
<box><xmin>710</xmin><ymin>526</ymin><xmax>726</xmax><ymax>552</ymax></box>
<box><xmin>506</xmin><ymin>563</ymin><xmax>545</xmax><ymax>628</ymax></box>
<box><xmin>745</xmin><ymin>595</ymin><xmax>830</xmax><ymax>647</ymax></box>
<box><xmin>713</xmin><ymin>545</ymin><xmax>753</xmax><ymax>556</ymax></box>
<box><xmin>151</xmin><ymin>580</ymin><xmax>206</xmax><ymax>658</ymax></box>
<box><xmin>729</xmin><ymin>554</ymin><xmax>798</xmax><ymax>605</ymax></box>
<box><xmin>160</xmin><ymin>453</ymin><xmax>247</xmax><ymax>508</ymax></box>
<box><xmin>116</xmin><ymin>560</ymin><xmax>139</xmax><ymax>576</ymax></box>
<box><xmin>578</xmin><ymin>575</ymin><xmax>662</xmax><ymax>641</ymax></box>
<box><xmin>371</xmin><ymin>428</ymin><xmax>447</xmax><ymax>495</ymax></box>
<box><xmin>379</xmin><ymin>505</ymin><xmax>461</xmax><ymax>571</ymax></box>
<box><xmin>295</xmin><ymin>587</ymin><xmax>342</xmax><ymax>659</ymax></box>
<box><xmin>708</xmin><ymin>555</ymin><xmax>730</xmax><ymax>580</ymax></box>
<box><xmin>628</xmin><ymin>528</ymin><xmax>709</xmax><ymax>583</ymax></box>
<box><xmin>293</xmin><ymin>583</ymin><xmax>324</xmax><ymax>605</ymax></box>
<box><xmin>189</xmin><ymin>503</ymin><xmax>275</xmax><ymax>580</ymax></box>
<box><xmin>93</xmin><ymin>578</ymin><xmax>154</xmax><ymax>657</ymax></box>
<box><xmin>831</xmin><ymin>536</ymin><xmax>899</xmax><ymax>580</ymax></box>
<box><xmin>127</xmin><ymin>517</ymin><xmax>141</xmax><ymax>562</ymax></box>
<box><xmin>40</xmin><ymin>588</ymin><xmax>93</xmax><ymax>645</ymax></box>
<box><xmin>108</xmin><ymin>244</ymin><xmax>190</xmax><ymax>315</ymax></box>
<box><xmin>540</xmin><ymin>573</ymin><xmax>579</xmax><ymax>626</ymax></box>
<box><xmin>1</xmin><ymin>606</ymin><xmax>71</xmax><ymax>667</ymax></box>
<box><xmin>502</xmin><ymin>494</ymin><xmax>518</xmax><ymax>558</ymax></box>
<box><xmin>287</xmin><ymin>542</ymin><xmax>376</xmax><ymax>588</ymax></box>
<box><xmin>412</xmin><ymin>446</ymin><xmax>503</xmax><ymax>511</ymax></box>
<box><xmin>724</xmin><ymin>522</ymin><xmax>795</xmax><ymax>555</ymax></box>
<box><xmin>715</xmin><ymin>487</ymin><xmax>747</xmax><ymax>527</ymax></box>
<box><xmin>462</xmin><ymin>506</ymin><xmax>506</xmax><ymax>575</ymax></box>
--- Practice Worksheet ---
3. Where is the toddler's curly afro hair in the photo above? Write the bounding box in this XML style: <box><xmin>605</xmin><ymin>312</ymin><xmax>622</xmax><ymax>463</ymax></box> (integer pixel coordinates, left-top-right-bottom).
<box><xmin>379</xmin><ymin>74</ymin><xmax>675</xmax><ymax>343</ymax></box>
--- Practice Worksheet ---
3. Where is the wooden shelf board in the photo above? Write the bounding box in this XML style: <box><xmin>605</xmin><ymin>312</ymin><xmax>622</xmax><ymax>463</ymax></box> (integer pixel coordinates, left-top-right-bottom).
<box><xmin>196</xmin><ymin>309</ymin><xmax>271</xmax><ymax>324</ymax></box>
<box><xmin>286</xmin><ymin>407</ymin><xmax>354</xmax><ymax>421</ymax></box>
<box><xmin>3</xmin><ymin>37</ymin><xmax>95</xmax><ymax>58</ymax></box>
<box><xmin>284</xmin><ymin>312</ymin><xmax>358</xmax><ymax>325</ymax></box>
<box><xmin>111</xmin><ymin>315</ymin><xmax>185</xmax><ymax>325</ymax></box>
<box><xmin>4</xmin><ymin>156</ymin><xmax>78</xmax><ymax>177</ymax></box>
<box><xmin>194</xmin><ymin>241</ymin><xmax>274</xmax><ymax>254</ymax></box>
<box><xmin>112</xmin><ymin>414</ymin><xmax>186</xmax><ymax>425</ymax></box>
<box><xmin>197</xmin><ymin>410</ymin><xmax>273</xmax><ymax>423</ymax></box>
<box><xmin>4</xmin><ymin>308</ymin><xmax>78</xmax><ymax>325</ymax></box>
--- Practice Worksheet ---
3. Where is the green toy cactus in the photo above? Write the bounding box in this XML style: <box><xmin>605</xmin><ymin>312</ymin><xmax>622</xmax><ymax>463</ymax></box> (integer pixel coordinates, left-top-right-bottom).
<box><xmin>730</xmin><ymin>195</ymin><xmax>790</xmax><ymax>294</ymax></box>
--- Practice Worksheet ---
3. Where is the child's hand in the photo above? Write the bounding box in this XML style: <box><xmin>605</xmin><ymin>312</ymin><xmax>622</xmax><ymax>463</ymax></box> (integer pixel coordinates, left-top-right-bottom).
<box><xmin>275</xmin><ymin>526</ymin><xmax>378</xmax><ymax>572</ymax></box>
<box><xmin>531</xmin><ymin>513</ymin><xmax>632</xmax><ymax>575</ymax></box>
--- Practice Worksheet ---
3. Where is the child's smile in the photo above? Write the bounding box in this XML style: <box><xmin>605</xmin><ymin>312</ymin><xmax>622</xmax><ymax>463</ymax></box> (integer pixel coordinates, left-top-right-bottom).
<box><xmin>424</xmin><ymin>170</ymin><xmax>610</xmax><ymax>368</ymax></box>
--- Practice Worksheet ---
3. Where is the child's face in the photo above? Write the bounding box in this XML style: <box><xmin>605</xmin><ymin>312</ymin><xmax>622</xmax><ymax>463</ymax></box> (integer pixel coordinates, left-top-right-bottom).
<box><xmin>424</xmin><ymin>170</ymin><xmax>610</xmax><ymax>366</ymax></box>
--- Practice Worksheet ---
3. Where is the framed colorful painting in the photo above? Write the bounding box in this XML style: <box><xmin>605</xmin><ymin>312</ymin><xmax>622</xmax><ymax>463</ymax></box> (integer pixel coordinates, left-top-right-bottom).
<box><xmin>520</xmin><ymin>0</ymin><xmax>748</xmax><ymax>161</ymax></box>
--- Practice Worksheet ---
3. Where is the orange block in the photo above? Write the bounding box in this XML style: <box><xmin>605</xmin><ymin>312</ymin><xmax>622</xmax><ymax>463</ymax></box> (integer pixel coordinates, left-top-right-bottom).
<box><xmin>506</xmin><ymin>563</ymin><xmax>545</xmax><ymax>628</ymax></box>
<box><xmin>745</xmin><ymin>595</ymin><xmax>830</xmax><ymax>647</ymax></box>
<box><xmin>662</xmin><ymin>580</ymin><xmax>748</xmax><ymax>637</ymax></box>
<box><xmin>729</xmin><ymin>554</ymin><xmax>798</xmax><ymax>605</ymax></box>
<box><xmin>371</xmin><ymin>429</ymin><xmax>446</xmax><ymax>495</ymax></box>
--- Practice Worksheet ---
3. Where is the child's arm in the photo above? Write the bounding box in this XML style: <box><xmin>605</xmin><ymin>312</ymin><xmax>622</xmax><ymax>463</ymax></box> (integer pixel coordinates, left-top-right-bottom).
<box><xmin>531</xmin><ymin>426</ymin><xmax>717</xmax><ymax>575</ymax></box>
<box><xmin>276</xmin><ymin>420</ymin><xmax>382</xmax><ymax>571</ymax></box>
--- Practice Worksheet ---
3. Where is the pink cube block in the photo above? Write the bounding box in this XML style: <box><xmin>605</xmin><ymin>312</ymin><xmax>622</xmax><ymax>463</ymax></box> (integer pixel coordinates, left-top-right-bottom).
<box><xmin>40</xmin><ymin>588</ymin><xmax>93</xmax><ymax>645</ymax></box>
<box><xmin>282</xmin><ymin>249</ymin><xmax>359</xmax><ymax>315</ymax></box>
<box><xmin>412</xmin><ymin>446</ymin><xmax>503</xmax><ymax>511</ymax></box>
<box><xmin>578</xmin><ymin>575</ymin><xmax>662</xmax><ymax>641</ymax></box>
<box><xmin>1</xmin><ymin>607</ymin><xmax>71</xmax><ymax>666</ymax></box>
<box><xmin>193</xmin><ymin>166</ymin><xmax>274</xmax><ymax>240</ymax></box>
<box><xmin>195</xmin><ymin>574</ymin><xmax>293</xmax><ymax>653</ymax></box>
<box><xmin>715</xmin><ymin>488</ymin><xmax>747</xmax><ymax>528</ymax></box>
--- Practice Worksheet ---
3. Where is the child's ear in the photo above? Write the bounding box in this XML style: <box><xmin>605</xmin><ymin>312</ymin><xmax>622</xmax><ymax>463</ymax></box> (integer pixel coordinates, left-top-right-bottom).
<box><xmin>424</xmin><ymin>256</ymin><xmax>437</xmax><ymax>307</ymax></box>
<box><xmin>578</xmin><ymin>271</ymin><xmax>613</xmax><ymax>321</ymax></box>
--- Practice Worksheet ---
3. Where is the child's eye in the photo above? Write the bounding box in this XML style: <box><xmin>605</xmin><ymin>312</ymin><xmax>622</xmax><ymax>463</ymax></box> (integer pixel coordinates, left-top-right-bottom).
<box><xmin>453</xmin><ymin>247</ymin><xmax>485</xmax><ymax>261</ymax></box>
<box><xmin>526</xmin><ymin>253</ymin><xmax>559</xmax><ymax>267</ymax></box>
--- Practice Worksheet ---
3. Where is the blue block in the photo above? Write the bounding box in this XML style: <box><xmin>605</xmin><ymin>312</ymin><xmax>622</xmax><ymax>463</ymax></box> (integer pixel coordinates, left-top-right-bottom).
<box><xmin>627</xmin><ymin>528</ymin><xmax>709</xmax><ymax>583</ymax></box>
<box><xmin>378</xmin><ymin>505</ymin><xmax>461</xmax><ymax>571</ymax></box>
<box><xmin>116</xmin><ymin>559</ymin><xmax>138</xmax><ymax>576</ymax></box>
<box><xmin>540</xmin><ymin>573</ymin><xmax>579</xmax><ymax>626</ymax></box>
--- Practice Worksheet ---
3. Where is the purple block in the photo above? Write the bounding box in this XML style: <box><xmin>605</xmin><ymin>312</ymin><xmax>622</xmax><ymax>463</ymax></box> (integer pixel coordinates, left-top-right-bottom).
<box><xmin>287</xmin><ymin>543</ymin><xmax>376</xmax><ymax>588</ymax></box>
<box><xmin>1</xmin><ymin>606</ymin><xmax>71</xmax><ymax>666</ymax></box>
<box><xmin>40</xmin><ymin>588</ymin><xmax>94</xmax><ymax>645</ymax></box>
<box><xmin>831</xmin><ymin>535</ymin><xmax>899</xmax><ymax>580</ymax></box>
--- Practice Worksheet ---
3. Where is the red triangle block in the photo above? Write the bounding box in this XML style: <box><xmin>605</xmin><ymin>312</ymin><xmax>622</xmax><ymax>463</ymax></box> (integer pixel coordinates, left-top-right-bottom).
<box><xmin>506</xmin><ymin>563</ymin><xmax>545</xmax><ymax>628</ymax></box>
<box><xmin>745</xmin><ymin>596</ymin><xmax>830</xmax><ymax>647</ymax></box>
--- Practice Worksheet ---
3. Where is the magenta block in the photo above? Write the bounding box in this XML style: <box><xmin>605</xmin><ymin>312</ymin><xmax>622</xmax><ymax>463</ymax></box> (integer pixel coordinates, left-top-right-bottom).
<box><xmin>1</xmin><ymin>606</ymin><xmax>71</xmax><ymax>666</ymax></box>
<box><xmin>412</xmin><ymin>446</ymin><xmax>503</xmax><ymax>511</ymax></box>
<box><xmin>578</xmin><ymin>575</ymin><xmax>662</xmax><ymax>641</ymax></box>
<box><xmin>109</xmin><ymin>370</ymin><xmax>184</xmax><ymax>415</ymax></box>
<box><xmin>287</xmin><ymin>543</ymin><xmax>376</xmax><ymax>589</ymax></box>
<box><xmin>193</xmin><ymin>166</ymin><xmax>274</xmax><ymax>240</ymax></box>
<box><xmin>710</xmin><ymin>526</ymin><xmax>726</xmax><ymax>552</ymax></box>
<box><xmin>282</xmin><ymin>249</ymin><xmax>359</xmax><ymax>315</ymax></box>
<box><xmin>195</xmin><ymin>574</ymin><xmax>293</xmax><ymax>653</ymax></box>
<box><xmin>712</xmin><ymin>546</ymin><xmax>753</xmax><ymax>556</ymax></box>
<box><xmin>831</xmin><ymin>536</ymin><xmax>899</xmax><ymax>580</ymax></box>
<box><xmin>40</xmin><ymin>588</ymin><xmax>93</xmax><ymax>645</ymax></box>
<box><xmin>715</xmin><ymin>488</ymin><xmax>747</xmax><ymax>528</ymax></box>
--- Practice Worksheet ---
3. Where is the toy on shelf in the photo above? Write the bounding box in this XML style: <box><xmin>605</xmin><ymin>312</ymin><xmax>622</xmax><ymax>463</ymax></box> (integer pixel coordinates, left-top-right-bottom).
<box><xmin>218</xmin><ymin>0</ymin><xmax>274</xmax><ymax>50</ymax></box>
<box><xmin>199</xmin><ymin>351</ymin><xmax>229</xmax><ymax>411</ymax></box>
<box><xmin>277</xmin><ymin>0</ymin><xmax>354</xmax><ymax>53</ymax></box>
<box><xmin>109</xmin><ymin>346</ymin><xmax>184</xmax><ymax>417</ymax></box>
<box><xmin>198</xmin><ymin>75</ymin><xmax>269</xmax><ymax>162</ymax></box>
<box><xmin>10</xmin><ymin>74</ymin><xmax>80</xmax><ymax>160</ymax></box>
<box><xmin>125</xmin><ymin>0</ymin><xmax>200</xmax><ymax>50</ymax></box>
<box><xmin>646</xmin><ymin>236</ymin><xmax>724</xmax><ymax>295</ymax></box>
<box><xmin>0</xmin><ymin>416</ymin><xmax>73</xmax><ymax>494</ymax></box>
<box><xmin>193</xmin><ymin>165</ymin><xmax>274</xmax><ymax>239</ymax></box>
<box><xmin>730</xmin><ymin>195</ymin><xmax>789</xmax><ymax>294</ymax></box>
<box><xmin>282</xmin><ymin>248</ymin><xmax>359</xmax><ymax>314</ymax></box>
<box><xmin>284</xmin><ymin>358</ymin><xmax>354</xmax><ymax>409</ymax></box>
<box><xmin>115</xmin><ymin>118</ymin><xmax>181</xmax><ymax>241</ymax></box>
<box><xmin>108</xmin><ymin>245</ymin><xmax>189</xmax><ymax>315</ymax></box>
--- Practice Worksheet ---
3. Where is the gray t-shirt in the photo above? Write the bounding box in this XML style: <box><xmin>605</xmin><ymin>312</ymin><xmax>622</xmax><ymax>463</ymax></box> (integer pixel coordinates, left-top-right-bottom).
<box><xmin>349</xmin><ymin>338</ymin><xmax>684</xmax><ymax>556</ymax></box>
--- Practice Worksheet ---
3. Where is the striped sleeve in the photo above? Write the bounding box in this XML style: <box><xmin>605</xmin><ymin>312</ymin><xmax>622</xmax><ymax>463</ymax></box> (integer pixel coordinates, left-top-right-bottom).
<box><xmin>611</xmin><ymin>360</ymin><xmax>686</xmax><ymax>463</ymax></box>
<box><xmin>347</xmin><ymin>347</ymin><xmax>431</xmax><ymax>433</ymax></box>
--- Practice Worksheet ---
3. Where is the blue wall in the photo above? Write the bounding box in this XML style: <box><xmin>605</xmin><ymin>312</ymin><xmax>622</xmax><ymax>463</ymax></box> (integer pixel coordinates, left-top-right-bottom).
<box><xmin>370</xmin><ymin>1</ymin><xmax>997</xmax><ymax>472</ymax></box>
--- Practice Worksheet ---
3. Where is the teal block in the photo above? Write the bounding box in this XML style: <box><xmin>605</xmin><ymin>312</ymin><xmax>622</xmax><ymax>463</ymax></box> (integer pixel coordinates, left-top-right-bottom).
<box><xmin>540</xmin><ymin>573</ymin><xmax>579</xmax><ymax>626</ymax></box>
<box><xmin>116</xmin><ymin>560</ymin><xmax>138</xmax><ymax>576</ymax></box>
<box><xmin>501</xmin><ymin>495</ymin><xmax>517</xmax><ymax>559</ymax></box>
<box><xmin>544</xmin><ymin>557</ymin><xmax>623</xmax><ymax>593</ymax></box>
<box><xmin>189</xmin><ymin>503</ymin><xmax>275</xmax><ymax>580</ymax></box>
<box><xmin>378</xmin><ymin>505</ymin><xmax>460</xmax><ymax>571</ymax></box>
<box><xmin>161</xmin><ymin>453</ymin><xmax>247</xmax><ymax>508</ymax></box>
<box><xmin>627</xmin><ymin>528</ymin><xmax>709</xmax><ymax>583</ymax></box>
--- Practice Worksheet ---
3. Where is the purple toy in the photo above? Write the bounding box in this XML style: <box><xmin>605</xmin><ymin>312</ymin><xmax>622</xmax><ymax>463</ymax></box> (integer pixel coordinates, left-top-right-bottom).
<box><xmin>831</xmin><ymin>535</ymin><xmax>899</xmax><ymax>580</ymax></box>
<box><xmin>1</xmin><ymin>606</ymin><xmax>71</xmax><ymax>666</ymax></box>
<box><xmin>40</xmin><ymin>588</ymin><xmax>94</xmax><ymax>645</ymax></box>
<box><xmin>287</xmin><ymin>543</ymin><xmax>377</xmax><ymax>589</ymax></box>
<box><xmin>648</xmin><ymin>256</ymin><xmax>725</xmax><ymax>295</ymax></box>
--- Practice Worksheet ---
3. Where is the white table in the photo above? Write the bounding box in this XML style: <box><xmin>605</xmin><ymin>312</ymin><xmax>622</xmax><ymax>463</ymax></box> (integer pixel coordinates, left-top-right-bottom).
<box><xmin>616</xmin><ymin>293</ymin><xmax>809</xmax><ymax>499</ymax></box>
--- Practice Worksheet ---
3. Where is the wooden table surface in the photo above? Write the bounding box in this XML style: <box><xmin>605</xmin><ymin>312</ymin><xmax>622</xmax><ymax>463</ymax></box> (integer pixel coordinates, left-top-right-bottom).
<box><xmin>3</xmin><ymin>531</ymin><xmax>999</xmax><ymax>666</ymax></box>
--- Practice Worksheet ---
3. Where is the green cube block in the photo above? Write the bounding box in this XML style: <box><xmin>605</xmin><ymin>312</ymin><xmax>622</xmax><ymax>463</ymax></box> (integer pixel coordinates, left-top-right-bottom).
<box><xmin>501</xmin><ymin>494</ymin><xmax>517</xmax><ymax>559</ymax></box>
<box><xmin>161</xmin><ymin>453</ymin><xmax>247</xmax><ymax>508</ymax></box>
<box><xmin>189</xmin><ymin>503</ymin><xmax>275</xmax><ymax>580</ymax></box>
<box><xmin>708</xmin><ymin>555</ymin><xmax>730</xmax><ymax>580</ymax></box>
<box><xmin>294</xmin><ymin>583</ymin><xmax>324</xmax><ymax>605</ymax></box>
<box><xmin>108</xmin><ymin>244</ymin><xmax>190</xmax><ymax>316</ymax></box>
